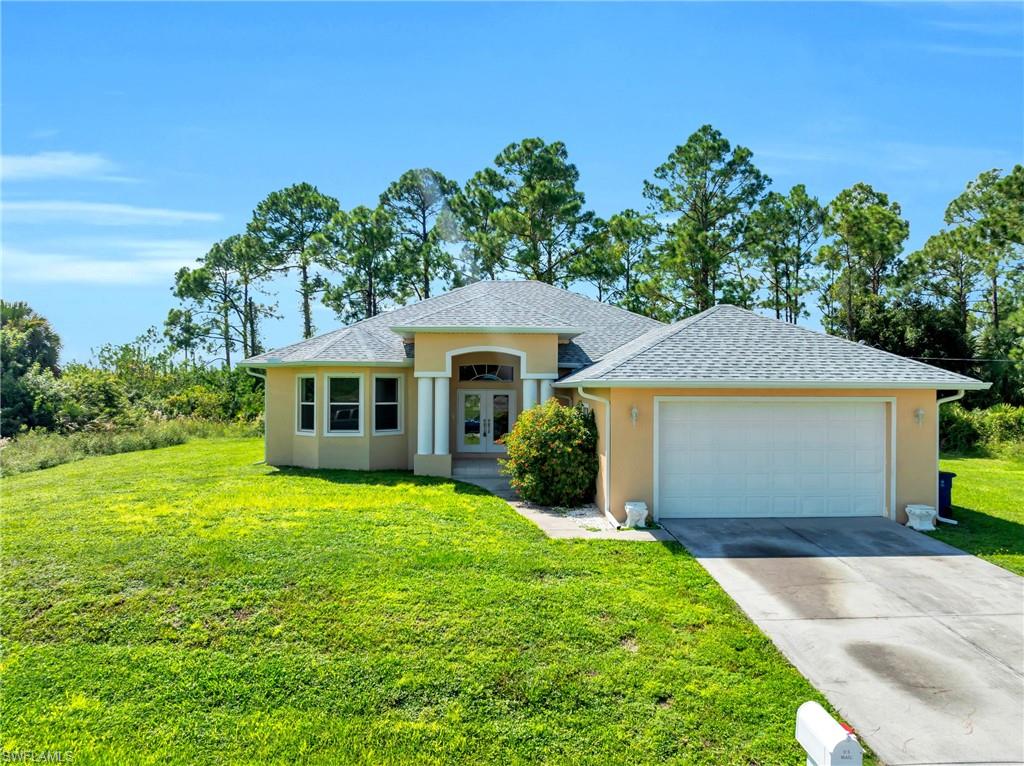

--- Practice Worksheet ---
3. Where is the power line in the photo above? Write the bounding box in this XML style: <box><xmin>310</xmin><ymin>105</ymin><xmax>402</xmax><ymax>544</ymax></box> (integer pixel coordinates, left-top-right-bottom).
<box><xmin>909</xmin><ymin>357</ymin><xmax>1022</xmax><ymax>364</ymax></box>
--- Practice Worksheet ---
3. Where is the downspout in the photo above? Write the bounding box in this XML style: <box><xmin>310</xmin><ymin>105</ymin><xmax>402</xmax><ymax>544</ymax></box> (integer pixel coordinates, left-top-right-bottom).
<box><xmin>935</xmin><ymin>390</ymin><xmax>965</xmax><ymax>525</ymax></box>
<box><xmin>246</xmin><ymin>367</ymin><xmax>268</xmax><ymax>465</ymax></box>
<box><xmin>577</xmin><ymin>386</ymin><xmax>617</xmax><ymax>528</ymax></box>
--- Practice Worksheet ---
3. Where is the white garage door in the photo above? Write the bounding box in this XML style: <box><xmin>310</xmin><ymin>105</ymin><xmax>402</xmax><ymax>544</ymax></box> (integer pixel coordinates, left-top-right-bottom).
<box><xmin>657</xmin><ymin>399</ymin><xmax>887</xmax><ymax>519</ymax></box>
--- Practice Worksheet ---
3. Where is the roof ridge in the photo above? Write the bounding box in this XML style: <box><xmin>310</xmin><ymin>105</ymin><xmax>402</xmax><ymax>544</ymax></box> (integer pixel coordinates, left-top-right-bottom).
<box><xmin>522</xmin><ymin>280</ymin><xmax>666</xmax><ymax>326</ymax></box>
<box><xmin>391</xmin><ymin>285</ymin><xmax>501</xmax><ymax>325</ymax></box>
<box><xmin>588</xmin><ymin>305</ymin><xmax>725</xmax><ymax>380</ymax></box>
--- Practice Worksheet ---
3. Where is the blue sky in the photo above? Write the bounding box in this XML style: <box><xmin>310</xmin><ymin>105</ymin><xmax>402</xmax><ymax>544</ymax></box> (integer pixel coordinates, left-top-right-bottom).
<box><xmin>2</xmin><ymin>2</ymin><xmax>1022</xmax><ymax>363</ymax></box>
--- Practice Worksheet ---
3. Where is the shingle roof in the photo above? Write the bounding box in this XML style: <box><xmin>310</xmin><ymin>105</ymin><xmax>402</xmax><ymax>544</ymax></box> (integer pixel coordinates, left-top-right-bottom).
<box><xmin>240</xmin><ymin>280</ymin><xmax>662</xmax><ymax>367</ymax></box>
<box><xmin>556</xmin><ymin>304</ymin><xmax>989</xmax><ymax>389</ymax></box>
<box><xmin>389</xmin><ymin>291</ymin><xmax>578</xmax><ymax>331</ymax></box>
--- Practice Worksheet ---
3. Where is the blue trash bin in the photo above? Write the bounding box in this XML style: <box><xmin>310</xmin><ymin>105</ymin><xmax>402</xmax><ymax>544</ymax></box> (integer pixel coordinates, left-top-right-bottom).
<box><xmin>938</xmin><ymin>471</ymin><xmax>957</xmax><ymax>517</ymax></box>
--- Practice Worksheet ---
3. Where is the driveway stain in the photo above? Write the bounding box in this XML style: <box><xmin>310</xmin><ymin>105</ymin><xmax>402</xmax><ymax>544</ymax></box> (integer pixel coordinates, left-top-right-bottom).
<box><xmin>845</xmin><ymin>641</ymin><xmax>968</xmax><ymax>710</ymax></box>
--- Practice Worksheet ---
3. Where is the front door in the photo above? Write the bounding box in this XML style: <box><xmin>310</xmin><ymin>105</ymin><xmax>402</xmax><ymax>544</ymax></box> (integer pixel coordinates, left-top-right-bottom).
<box><xmin>458</xmin><ymin>390</ymin><xmax>516</xmax><ymax>453</ymax></box>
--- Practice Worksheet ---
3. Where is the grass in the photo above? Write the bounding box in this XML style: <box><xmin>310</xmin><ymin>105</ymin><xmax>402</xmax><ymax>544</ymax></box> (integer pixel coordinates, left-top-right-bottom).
<box><xmin>1</xmin><ymin>438</ymin><xmax>838</xmax><ymax>765</ymax></box>
<box><xmin>0</xmin><ymin>419</ymin><xmax>262</xmax><ymax>477</ymax></box>
<box><xmin>933</xmin><ymin>452</ymin><xmax>1024</xmax><ymax>576</ymax></box>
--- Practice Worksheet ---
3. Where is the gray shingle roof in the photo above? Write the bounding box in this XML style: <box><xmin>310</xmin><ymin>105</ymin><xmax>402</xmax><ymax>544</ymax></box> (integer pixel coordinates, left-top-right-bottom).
<box><xmin>240</xmin><ymin>280</ymin><xmax>662</xmax><ymax>367</ymax></box>
<box><xmin>556</xmin><ymin>304</ymin><xmax>989</xmax><ymax>389</ymax></box>
<box><xmin>389</xmin><ymin>291</ymin><xmax>577</xmax><ymax>331</ymax></box>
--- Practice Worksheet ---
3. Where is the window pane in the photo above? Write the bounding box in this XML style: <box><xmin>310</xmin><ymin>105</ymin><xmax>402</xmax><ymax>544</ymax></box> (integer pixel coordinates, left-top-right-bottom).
<box><xmin>463</xmin><ymin>394</ymin><xmax>481</xmax><ymax>445</ymax></box>
<box><xmin>329</xmin><ymin>403</ymin><xmax>359</xmax><ymax>432</ymax></box>
<box><xmin>375</xmin><ymin>377</ymin><xmax>398</xmax><ymax>403</ymax></box>
<box><xmin>300</xmin><ymin>377</ymin><xmax>315</xmax><ymax>403</ymax></box>
<box><xmin>497</xmin><ymin>365</ymin><xmax>513</xmax><ymax>381</ymax></box>
<box><xmin>375</xmin><ymin>403</ymin><xmax>399</xmax><ymax>431</ymax></box>
<box><xmin>300</xmin><ymin>403</ymin><xmax>315</xmax><ymax>431</ymax></box>
<box><xmin>330</xmin><ymin>377</ymin><xmax>359</xmax><ymax>403</ymax></box>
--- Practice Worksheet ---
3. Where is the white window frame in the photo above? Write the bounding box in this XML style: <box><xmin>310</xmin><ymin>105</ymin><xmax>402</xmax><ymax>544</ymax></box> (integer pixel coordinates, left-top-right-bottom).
<box><xmin>372</xmin><ymin>373</ymin><xmax>404</xmax><ymax>436</ymax></box>
<box><xmin>296</xmin><ymin>374</ymin><xmax>316</xmax><ymax>436</ymax></box>
<box><xmin>323</xmin><ymin>373</ymin><xmax>365</xmax><ymax>437</ymax></box>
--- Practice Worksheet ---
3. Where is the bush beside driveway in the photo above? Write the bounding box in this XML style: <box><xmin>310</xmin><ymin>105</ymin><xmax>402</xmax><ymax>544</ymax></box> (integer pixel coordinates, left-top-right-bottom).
<box><xmin>2</xmin><ymin>438</ymin><xmax>843</xmax><ymax>765</ymax></box>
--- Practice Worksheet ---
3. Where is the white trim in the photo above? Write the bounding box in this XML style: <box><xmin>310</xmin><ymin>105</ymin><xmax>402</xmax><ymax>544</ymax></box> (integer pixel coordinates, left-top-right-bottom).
<box><xmin>652</xmin><ymin>395</ymin><xmax>897</xmax><ymax>522</ymax></box>
<box><xmin>578</xmin><ymin>386</ymin><xmax>615</xmax><ymax>527</ymax></box>
<box><xmin>240</xmin><ymin>360</ymin><xmax>412</xmax><ymax>368</ymax></box>
<box><xmin>555</xmin><ymin>378</ymin><xmax>990</xmax><ymax>391</ymax></box>
<box><xmin>295</xmin><ymin>374</ymin><xmax>316</xmax><ymax>436</ymax></box>
<box><xmin>412</xmin><ymin>345</ymin><xmax>558</xmax><ymax>380</ymax></box>
<box><xmin>371</xmin><ymin>373</ymin><xmax>405</xmax><ymax>436</ymax></box>
<box><xmin>323</xmin><ymin>372</ymin><xmax>365</xmax><ymax>437</ymax></box>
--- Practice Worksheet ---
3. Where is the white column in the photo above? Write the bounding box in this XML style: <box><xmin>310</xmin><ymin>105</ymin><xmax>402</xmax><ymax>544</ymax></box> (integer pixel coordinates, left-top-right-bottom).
<box><xmin>522</xmin><ymin>378</ymin><xmax>538</xmax><ymax>411</ymax></box>
<box><xmin>433</xmin><ymin>376</ymin><xmax>450</xmax><ymax>455</ymax></box>
<box><xmin>417</xmin><ymin>377</ymin><xmax>433</xmax><ymax>455</ymax></box>
<box><xmin>540</xmin><ymin>379</ymin><xmax>554</xmax><ymax>403</ymax></box>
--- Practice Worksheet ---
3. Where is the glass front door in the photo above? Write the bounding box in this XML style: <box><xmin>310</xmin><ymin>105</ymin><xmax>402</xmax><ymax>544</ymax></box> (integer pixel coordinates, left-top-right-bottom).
<box><xmin>458</xmin><ymin>390</ymin><xmax>516</xmax><ymax>453</ymax></box>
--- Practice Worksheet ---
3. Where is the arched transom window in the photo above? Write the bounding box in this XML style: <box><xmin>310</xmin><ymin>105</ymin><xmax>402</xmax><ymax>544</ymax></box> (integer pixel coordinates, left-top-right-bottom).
<box><xmin>458</xmin><ymin>364</ymin><xmax>514</xmax><ymax>382</ymax></box>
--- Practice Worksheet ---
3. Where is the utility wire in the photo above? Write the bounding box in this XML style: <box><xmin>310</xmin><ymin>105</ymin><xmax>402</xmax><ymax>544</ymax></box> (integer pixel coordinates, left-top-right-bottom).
<box><xmin>909</xmin><ymin>357</ymin><xmax>1023</xmax><ymax>364</ymax></box>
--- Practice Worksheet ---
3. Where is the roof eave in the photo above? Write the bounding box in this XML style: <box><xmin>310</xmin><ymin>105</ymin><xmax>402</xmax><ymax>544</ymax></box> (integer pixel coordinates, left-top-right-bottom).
<box><xmin>554</xmin><ymin>378</ymin><xmax>992</xmax><ymax>391</ymax></box>
<box><xmin>237</xmin><ymin>359</ymin><xmax>413</xmax><ymax>369</ymax></box>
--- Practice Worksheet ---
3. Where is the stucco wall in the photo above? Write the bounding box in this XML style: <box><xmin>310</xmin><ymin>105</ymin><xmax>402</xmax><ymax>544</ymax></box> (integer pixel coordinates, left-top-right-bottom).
<box><xmin>582</xmin><ymin>387</ymin><xmax>939</xmax><ymax>525</ymax></box>
<box><xmin>265</xmin><ymin>366</ymin><xmax>412</xmax><ymax>471</ymax></box>
<box><xmin>413</xmin><ymin>332</ymin><xmax>559</xmax><ymax>375</ymax></box>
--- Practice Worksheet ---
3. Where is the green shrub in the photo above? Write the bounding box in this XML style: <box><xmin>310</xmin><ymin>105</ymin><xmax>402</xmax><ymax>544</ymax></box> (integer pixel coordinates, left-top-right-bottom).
<box><xmin>941</xmin><ymin>403</ymin><xmax>1024</xmax><ymax>453</ymax></box>
<box><xmin>163</xmin><ymin>384</ymin><xmax>233</xmax><ymax>420</ymax></box>
<box><xmin>501</xmin><ymin>400</ymin><xmax>598</xmax><ymax>506</ymax></box>
<box><xmin>0</xmin><ymin>419</ymin><xmax>261</xmax><ymax>477</ymax></box>
<box><xmin>59</xmin><ymin>364</ymin><xmax>140</xmax><ymax>430</ymax></box>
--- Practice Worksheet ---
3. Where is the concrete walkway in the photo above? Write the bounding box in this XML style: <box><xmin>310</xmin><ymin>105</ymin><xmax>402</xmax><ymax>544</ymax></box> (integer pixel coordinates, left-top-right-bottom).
<box><xmin>509</xmin><ymin>501</ymin><xmax>674</xmax><ymax>541</ymax></box>
<box><xmin>453</xmin><ymin>458</ymin><xmax>672</xmax><ymax>541</ymax></box>
<box><xmin>663</xmin><ymin>517</ymin><xmax>1024</xmax><ymax>766</ymax></box>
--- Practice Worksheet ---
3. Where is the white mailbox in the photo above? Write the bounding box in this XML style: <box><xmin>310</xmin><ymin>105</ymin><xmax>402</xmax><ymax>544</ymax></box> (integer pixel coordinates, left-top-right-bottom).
<box><xmin>795</xmin><ymin>701</ymin><xmax>862</xmax><ymax>766</ymax></box>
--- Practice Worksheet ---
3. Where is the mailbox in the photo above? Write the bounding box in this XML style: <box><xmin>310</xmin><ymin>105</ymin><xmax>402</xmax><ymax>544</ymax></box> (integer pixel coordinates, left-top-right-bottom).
<box><xmin>795</xmin><ymin>701</ymin><xmax>862</xmax><ymax>766</ymax></box>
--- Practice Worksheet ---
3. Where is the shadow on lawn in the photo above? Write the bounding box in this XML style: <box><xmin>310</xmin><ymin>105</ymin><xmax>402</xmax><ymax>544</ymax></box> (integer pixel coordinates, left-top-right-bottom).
<box><xmin>935</xmin><ymin>503</ymin><xmax>1024</xmax><ymax>559</ymax></box>
<box><xmin>266</xmin><ymin>465</ymin><xmax>492</xmax><ymax>496</ymax></box>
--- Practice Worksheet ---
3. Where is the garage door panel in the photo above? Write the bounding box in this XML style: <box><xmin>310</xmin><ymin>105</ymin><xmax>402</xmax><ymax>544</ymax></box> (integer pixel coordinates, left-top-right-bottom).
<box><xmin>658</xmin><ymin>400</ymin><xmax>887</xmax><ymax>519</ymax></box>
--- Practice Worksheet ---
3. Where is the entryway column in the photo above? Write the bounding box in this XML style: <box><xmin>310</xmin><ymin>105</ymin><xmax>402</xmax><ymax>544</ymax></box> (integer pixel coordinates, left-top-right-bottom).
<box><xmin>417</xmin><ymin>377</ymin><xmax>433</xmax><ymax>455</ymax></box>
<box><xmin>522</xmin><ymin>379</ymin><xmax>538</xmax><ymax>411</ymax></box>
<box><xmin>433</xmin><ymin>376</ymin><xmax>449</xmax><ymax>455</ymax></box>
<box><xmin>540</xmin><ymin>379</ymin><xmax>554</xmax><ymax>402</ymax></box>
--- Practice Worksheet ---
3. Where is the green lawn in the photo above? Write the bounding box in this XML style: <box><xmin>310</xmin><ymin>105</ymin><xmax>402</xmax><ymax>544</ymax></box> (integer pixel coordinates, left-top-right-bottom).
<box><xmin>934</xmin><ymin>453</ymin><xmax>1024</xmax><ymax>576</ymax></box>
<box><xmin>1</xmin><ymin>438</ymin><xmax>832</xmax><ymax>765</ymax></box>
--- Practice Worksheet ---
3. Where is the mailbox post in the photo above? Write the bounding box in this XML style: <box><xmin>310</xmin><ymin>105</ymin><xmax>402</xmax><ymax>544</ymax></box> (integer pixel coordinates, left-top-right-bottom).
<box><xmin>795</xmin><ymin>701</ymin><xmax>862</xmax><ymax>766</ymax></box>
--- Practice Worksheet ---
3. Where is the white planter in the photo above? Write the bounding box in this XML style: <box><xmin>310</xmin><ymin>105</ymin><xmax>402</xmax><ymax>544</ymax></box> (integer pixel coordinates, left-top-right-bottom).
<box><xmin>905</xmin><ymin>504</ymin><xmax>937</xmax><ymax>532</ymax></box>
<box><xmin>624</xmin><ymin>501</ymin><xmax>648</xmax><ymax>528</ymax></box>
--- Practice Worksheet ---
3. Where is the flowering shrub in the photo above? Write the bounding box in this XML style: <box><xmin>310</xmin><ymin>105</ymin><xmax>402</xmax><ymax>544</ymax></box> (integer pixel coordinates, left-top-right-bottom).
<box><xmin>501</xmin><ymin>400</ymin><xmax>598</xmax><ymax>506</ymax></box>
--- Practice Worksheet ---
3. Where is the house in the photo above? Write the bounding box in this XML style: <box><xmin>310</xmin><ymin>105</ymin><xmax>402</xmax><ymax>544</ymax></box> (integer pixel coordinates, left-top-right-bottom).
<box><xmin>239</xmin><ymin>280</ymin><xmax>989</xmax><ymax>525</ymax></box>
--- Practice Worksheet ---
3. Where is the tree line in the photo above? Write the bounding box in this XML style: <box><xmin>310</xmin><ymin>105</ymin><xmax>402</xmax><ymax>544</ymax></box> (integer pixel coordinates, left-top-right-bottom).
<box><xmin>163</xmin><ymin>124</ymin><xmax>1022</xmax><ymax>404</ymax></box>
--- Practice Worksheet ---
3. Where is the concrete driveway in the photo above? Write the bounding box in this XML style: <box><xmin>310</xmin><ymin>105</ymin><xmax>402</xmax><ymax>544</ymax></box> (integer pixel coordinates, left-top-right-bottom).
<box><xmin>663</xmin><ymin>517</ymin><xmax>1024</xmax><ymax>766</ymax></box>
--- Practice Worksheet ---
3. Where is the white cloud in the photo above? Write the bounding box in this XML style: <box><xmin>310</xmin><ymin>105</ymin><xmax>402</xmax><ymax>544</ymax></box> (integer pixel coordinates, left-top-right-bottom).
<box><xmin>758</xmin><ymin>141</ymin><xmax>1014</xmax><ymax>175</ymax></box>
<box><xmin>919</xmin><ymin>43</ymin><xmax>1022</xmax><ymax>58</ymax></box>
<box><xmin>0</xmin><ymin>151</ymin><xmax>135</xmax><ymax>182</ymax></box>
<box><xmin>2</xmin><ymin>239</ymin><xmax>208</xmax><ymax>285</ymax></box>
<box><xmin>1</xmin><ymin>201</ymin><xmax>222</xmax><ymax>225</ymax></box>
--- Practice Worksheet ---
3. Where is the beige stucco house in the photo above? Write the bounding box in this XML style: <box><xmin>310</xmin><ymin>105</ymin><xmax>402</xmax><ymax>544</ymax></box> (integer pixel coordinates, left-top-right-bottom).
<box><xmin>239</xmin><ymin>280</ymin><xmax>988</xmax><ymax>525</ymax></box>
